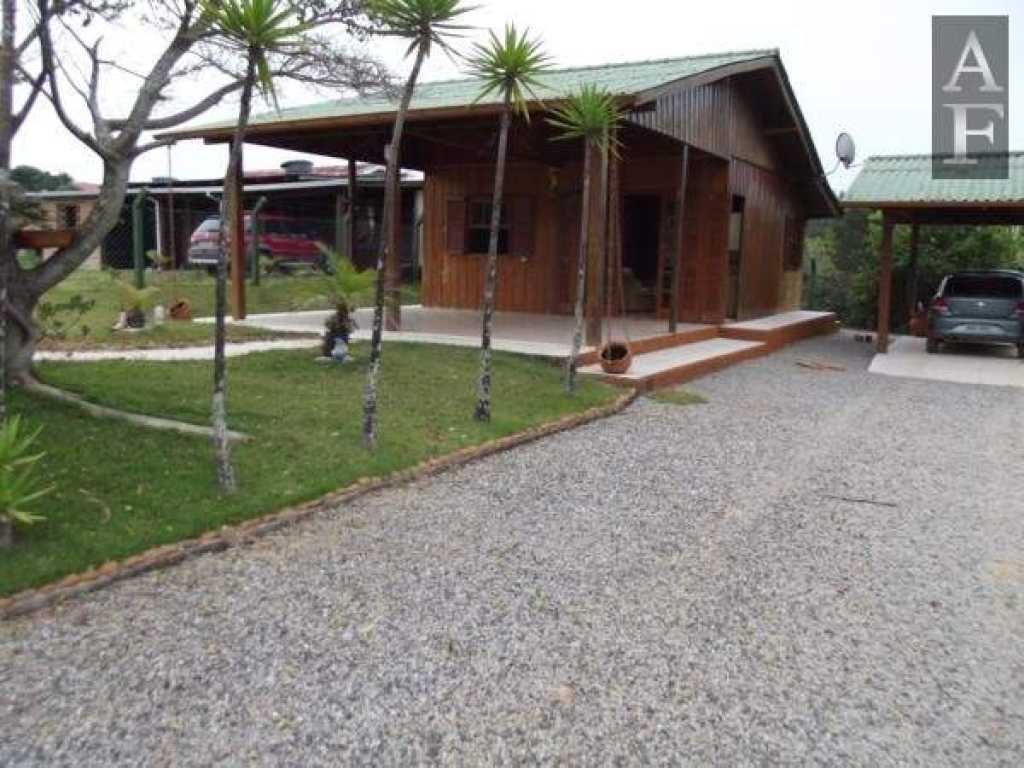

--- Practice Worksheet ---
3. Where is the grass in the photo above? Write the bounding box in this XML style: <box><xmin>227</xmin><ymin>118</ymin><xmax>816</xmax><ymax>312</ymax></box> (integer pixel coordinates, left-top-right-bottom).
<box><xmin>38</xmin><ymin>269</ymin><xmax>420</xmax><ymax>350</ymax></box>
<box><xmin>648</xmin><ymin>388</ymin><xmax>707</xmax><ymax>406</ymax></box>
<box><xmin>3</xmin><ymin>343</ymin><xmax>616</xmax><ymax>597</ymax></box>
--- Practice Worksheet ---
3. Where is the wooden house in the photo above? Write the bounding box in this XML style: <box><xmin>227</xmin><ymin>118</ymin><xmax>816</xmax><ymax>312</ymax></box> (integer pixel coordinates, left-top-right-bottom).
<box><xmin>168</xmin><ymin>49</ymin><xmax>838</xmax><ymax>339</ymax></box>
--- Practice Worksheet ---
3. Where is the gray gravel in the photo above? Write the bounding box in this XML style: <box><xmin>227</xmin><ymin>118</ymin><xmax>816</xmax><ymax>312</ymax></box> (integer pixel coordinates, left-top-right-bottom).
<box><xmin>3</xmin><ymin>334</ymin><xmax>1024</xmax><ymax>766</ymax></box>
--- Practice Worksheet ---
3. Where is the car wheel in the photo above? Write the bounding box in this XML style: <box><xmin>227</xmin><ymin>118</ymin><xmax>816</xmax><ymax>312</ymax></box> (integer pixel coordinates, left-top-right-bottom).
<box><xmin>926</xmin><ymin>337</ymin><xmax>940</xmax><ymax>354</ymax></box>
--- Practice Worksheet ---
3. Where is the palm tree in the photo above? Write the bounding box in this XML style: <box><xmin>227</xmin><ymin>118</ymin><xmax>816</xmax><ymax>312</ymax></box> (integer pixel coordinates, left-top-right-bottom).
<box><xmin>202</xmin><ymin>0</ymin><xmax>307</xmax><ymax>491</ymax></box>
<box><xmin>362</xmin><ymin>0</ymin><xmax>472</xmax><ymax>450</ymax></box>
<box><xmin>547</xmin><ymin>85</ymin><xmax>622</xmax><ymax>393</ymax></box>
<box><xmin>466</xmin><ymin>24</ymin><xmax>550</xmax><ymax>422</ymax></box>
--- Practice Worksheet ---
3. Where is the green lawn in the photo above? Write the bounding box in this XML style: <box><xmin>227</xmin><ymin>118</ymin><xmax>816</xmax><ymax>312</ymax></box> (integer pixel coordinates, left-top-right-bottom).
<box><xmin>3</xmin><ymin>343</ymin><xmax>615</xmax><ymax>597</ymax></box>
<box><xmin>38</xmin><ymin>269</ymin><xmax>419</xmax><ymax>350</ymax></box>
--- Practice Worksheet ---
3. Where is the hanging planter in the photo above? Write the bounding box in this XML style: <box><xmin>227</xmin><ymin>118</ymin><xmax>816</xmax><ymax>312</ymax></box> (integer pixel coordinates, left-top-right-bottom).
<box><xmin>14</xmin><ymin>228</ymin><xmax>75</xmax><ymax>249</ymax></box>
<box><xmin>599</xmin><ymin>341</ymin><xmax>633</xmax><ymax>374</ymax></box>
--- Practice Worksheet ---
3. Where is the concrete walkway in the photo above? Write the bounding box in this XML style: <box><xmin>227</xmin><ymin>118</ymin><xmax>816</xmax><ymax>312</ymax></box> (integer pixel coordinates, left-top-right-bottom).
<box><xmin>201</xmin><ymin>306</ymin><xmax>710</xmax><ymax>359</ymax></box>
<box><xmin>34</xmin><ymin>337</ymin><xmax>320</xmax><ymax>363</ymax></box>
<box><xmin>4</xmin><ymin>333</ymin><xmax>1023</xmax><ymax>764</ymax></box>
<box><xmin>870</xmin><ymin>335</ymin><xmax>1024</xmax><ymax>388</ymax></box>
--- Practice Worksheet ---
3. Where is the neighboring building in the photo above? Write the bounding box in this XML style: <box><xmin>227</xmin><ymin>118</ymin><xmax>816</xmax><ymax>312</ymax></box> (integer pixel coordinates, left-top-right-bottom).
<box><xmin>23</xmin><ymin>183</ymin><xmax>102</xmax><ymax>267</ymax></box>
<box><xmin>110</xmin><ymin>163</ymin><xmax>423</xmax><ymax>273</ymax></box>
<box><xmin>166</xmin><ymin>49</ymin><xmax>839</xmax><ymax>331</ymax></box>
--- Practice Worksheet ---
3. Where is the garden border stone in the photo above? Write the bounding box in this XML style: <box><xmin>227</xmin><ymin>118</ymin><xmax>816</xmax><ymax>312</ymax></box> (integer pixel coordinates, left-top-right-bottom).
<box><xmin>1</xmin><ymin>389</ymin><xmax>636</xmax><ymax>621</ymax></box>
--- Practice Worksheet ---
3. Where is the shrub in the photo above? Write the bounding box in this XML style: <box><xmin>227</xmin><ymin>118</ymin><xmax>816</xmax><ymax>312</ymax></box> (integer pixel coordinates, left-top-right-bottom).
<box><xmin>0</xmin><ymin>416</ymin><xmax>53</xmax><ymax>542</ymax></box>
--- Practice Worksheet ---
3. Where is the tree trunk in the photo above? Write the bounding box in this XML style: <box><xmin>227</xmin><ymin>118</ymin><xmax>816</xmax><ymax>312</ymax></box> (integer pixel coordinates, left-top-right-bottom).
<box><xmin>362</xmin><ymin>43</ymin><xmax>426</xmax><ymax>450</ymax></box>
<box><xmin>0</xmin><ymin>0</ymin><xmax>15</xmax><ymax>422</ymax></box>
<box><xmin>474</xmin><ymin>100</ymin><xmax>511</xmax><ymax>422</ymax></box>
<box><xmin>212</xmin><ymin>55</ymin><xmax>256</xmax><ymax>493</ymax></box>
<box><xmin>566</xmin><ymin>141</ymin><xmax>594</xmax><ymax>393</ymax></box>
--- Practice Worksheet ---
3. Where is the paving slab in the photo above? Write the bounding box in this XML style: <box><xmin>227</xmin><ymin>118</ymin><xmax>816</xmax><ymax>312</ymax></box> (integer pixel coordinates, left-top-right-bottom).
<box><xmin>870</xmin><ymin>335</ymin><xmax>1024</xmax><ymax>388</ymax></box>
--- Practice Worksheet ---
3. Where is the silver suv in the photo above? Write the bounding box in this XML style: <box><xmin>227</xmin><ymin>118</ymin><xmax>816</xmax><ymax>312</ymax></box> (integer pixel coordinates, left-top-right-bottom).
<box><xmin>927</xmin><ymin>270</ymin><xmax>1024</xmax><ymax>358</ymax></box>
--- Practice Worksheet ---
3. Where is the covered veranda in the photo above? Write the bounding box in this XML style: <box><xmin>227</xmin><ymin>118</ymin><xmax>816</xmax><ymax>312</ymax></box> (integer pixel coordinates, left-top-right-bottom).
<box><xmin>844</xmin><ymin>152</ymin><xmax>1024</xmax><ymax>354</ymax></box>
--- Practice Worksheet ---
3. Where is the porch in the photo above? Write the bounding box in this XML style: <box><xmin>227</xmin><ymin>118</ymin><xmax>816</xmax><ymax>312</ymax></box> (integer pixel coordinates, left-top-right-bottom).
<box><xmin>220</xmin><ymin>305</ymin><xmax>838</xmax><ymax>387</ymax></box>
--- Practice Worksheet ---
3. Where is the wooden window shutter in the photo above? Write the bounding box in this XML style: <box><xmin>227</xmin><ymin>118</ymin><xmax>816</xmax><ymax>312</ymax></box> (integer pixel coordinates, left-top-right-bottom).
<box><xmin>510</xmin><ymin>196</ymin><xmax>535</xmax><ymax>257</ymax></box>
<box><xmin>446</xmin><ymin>199</ymin><xmax>466</xmax><ymax>255</ymax></box>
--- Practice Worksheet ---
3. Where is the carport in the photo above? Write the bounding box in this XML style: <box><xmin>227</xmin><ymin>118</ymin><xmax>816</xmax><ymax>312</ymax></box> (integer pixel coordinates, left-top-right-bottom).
<box><xmin>844</xmin><ymin>152</ymin><xmax>1024</xmax><ymax>353</ymax></box>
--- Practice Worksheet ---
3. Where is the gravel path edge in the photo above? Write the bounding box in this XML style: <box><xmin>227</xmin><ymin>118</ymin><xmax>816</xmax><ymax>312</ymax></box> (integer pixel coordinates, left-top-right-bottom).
<box><xmin>0</xmin><ymin>388</ymin><xmax>636</xmax><ymax>622</ymax></box>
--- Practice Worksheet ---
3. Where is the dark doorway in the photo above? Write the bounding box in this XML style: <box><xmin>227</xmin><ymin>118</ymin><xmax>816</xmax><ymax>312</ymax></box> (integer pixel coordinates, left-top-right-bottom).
<box><xmin>727</xmin><ymin>195</ymin><xmax>745</xmax><ymax>319</ymax></box>
<box><xmin>622</xmin><ymin>194</ymin><xmax>661</xmax><ymax>314</ymax></box>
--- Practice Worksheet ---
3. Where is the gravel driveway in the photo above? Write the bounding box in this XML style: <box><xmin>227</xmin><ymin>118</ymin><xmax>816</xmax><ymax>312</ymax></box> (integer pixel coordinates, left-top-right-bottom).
<box><xmin>3</xmin><ymin>334</ymin><xmax>1023</xmax><ymax>766</ymax></box>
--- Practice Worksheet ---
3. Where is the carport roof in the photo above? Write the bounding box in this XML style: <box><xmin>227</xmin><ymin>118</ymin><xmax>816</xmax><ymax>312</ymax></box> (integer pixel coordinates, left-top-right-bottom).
<box><xmin>844</xmin><ymin>152</ymin><xmax>1024</xmax><ymax>208</ymax></box>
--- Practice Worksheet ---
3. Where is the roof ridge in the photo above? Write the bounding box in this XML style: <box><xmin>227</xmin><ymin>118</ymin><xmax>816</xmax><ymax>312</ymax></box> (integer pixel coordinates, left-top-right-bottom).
<box><xmin>413</xmin><ymin>47</ymin><xmax>778</xmax><ymax>87</ymax></box>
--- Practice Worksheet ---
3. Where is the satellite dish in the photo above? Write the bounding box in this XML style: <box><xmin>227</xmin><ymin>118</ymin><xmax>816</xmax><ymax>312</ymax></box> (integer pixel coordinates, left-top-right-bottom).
<box><xmin>835</xmin><ymin>132</ymin><xmax>856</xmax><ymax>169</ymax></box>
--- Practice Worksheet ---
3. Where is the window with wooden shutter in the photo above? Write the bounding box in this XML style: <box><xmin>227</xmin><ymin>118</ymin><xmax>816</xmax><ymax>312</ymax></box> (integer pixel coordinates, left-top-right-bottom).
<box><xmin>446</xmin><ymin>199</ymin><xmax>466</xmax><ymax>255</ymax></box>
<box><xmin>466</xmin><ymin>198</ymin><xmax>509</xmax><ymax>255</ymax></box>
<box><xmin>510</xmin><ymin>196</ymin><xmax>535</xmax><ymax>258</ymax></box>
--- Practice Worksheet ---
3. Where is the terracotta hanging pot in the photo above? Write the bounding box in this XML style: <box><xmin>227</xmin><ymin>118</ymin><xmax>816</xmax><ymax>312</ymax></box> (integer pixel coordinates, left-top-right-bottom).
<box><xmin>14</xmin><ymin>229</ymin><xmax>75</xmax><ymax>249</ymax></box>
<box><xmin>599</xmin><ymin>341</ymin><xmax>633</xmax><ymax>374</ymax></box>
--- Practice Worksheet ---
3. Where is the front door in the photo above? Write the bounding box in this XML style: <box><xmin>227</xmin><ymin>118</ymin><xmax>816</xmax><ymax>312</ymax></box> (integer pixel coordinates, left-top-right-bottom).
<box><xmin>622</xmin><ymin>194</ymin><xmax>661</xmax><ymax>315</ymax></box>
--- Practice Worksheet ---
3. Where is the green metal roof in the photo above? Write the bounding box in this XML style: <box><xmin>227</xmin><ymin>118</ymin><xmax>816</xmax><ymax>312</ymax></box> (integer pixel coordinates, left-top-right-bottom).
<box><xmin>844</xmin><ymin>153</ymin><xmax>1024</xmax><ymax>206</ymax></box>
<box><xmin>187</xmin><ymin>48</ymin><xmax>776</xmax><ymax>133</ymax></box>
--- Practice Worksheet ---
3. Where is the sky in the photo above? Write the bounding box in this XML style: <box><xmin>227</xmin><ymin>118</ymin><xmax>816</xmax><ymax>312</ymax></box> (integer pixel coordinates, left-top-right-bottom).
<box><xmin>11</xmin><ymin>0</ymin><xmax>1023</xmax><ymax>193</ymax></box>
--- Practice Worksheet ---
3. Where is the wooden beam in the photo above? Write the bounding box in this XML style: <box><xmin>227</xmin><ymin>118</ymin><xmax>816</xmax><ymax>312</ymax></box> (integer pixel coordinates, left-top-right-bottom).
<box><xmin>346</xmin><ymin>157</ymin><xmax>357</xmax><ymax>263</ymax></box>
<box><xmin>906</xmin><ymin>221</ymin><xmax>920</xmax><ymax>321</ymax></box>
<box><xmin>764</xmin><ymin>125</ymin><xmax>799</xmax><ymax>136</ymax></box>
<box><xmin>876</xmin><ymin>213</ymin><xmax>894</xmax><ymax>353</ymax></box>
<box><xmin>670</xmin><ymin>144</ymin><xmax>690</xmax><ymax>333</ymax></box>
<box><xmin>229</xmin><ymin>147</ymin><xmax>246</xmax><ymax>320</ymax></box>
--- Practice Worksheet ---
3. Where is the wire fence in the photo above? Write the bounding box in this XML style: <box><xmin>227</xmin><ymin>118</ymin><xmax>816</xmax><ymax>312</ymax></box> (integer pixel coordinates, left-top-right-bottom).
<box><xmin>95</xmin><ymin>189</ymin><xmax>419</xmax><ymax>281</ymax></box>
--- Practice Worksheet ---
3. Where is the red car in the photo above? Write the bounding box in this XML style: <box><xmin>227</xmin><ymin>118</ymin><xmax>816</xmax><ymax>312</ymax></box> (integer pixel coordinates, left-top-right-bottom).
<box><xmin>187</xmin><ymin>213</ymin><xmax>326</xmax><ymax>271</ymax></box>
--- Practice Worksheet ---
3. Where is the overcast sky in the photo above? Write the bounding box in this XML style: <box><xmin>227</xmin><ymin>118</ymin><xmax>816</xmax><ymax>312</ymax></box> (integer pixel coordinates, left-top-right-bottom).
<box><xmin>12</xmin><ymin>0</ymin><xmax>1022</xmax><ymax>193</ymax></box>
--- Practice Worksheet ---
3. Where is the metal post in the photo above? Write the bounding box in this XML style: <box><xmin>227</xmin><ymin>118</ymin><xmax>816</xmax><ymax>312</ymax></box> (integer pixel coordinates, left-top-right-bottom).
<box><xmin>346</xmin><ymin>157</ymin><xmax>358</xmax><ymax>263</ymax></box>
<box><xmin>249</xmin><ymin>195</ymin><xmax>267</xmax><ymax>285</ymax></box>
<box><xmin>132</xmin><ymin>190</ymin><xmax>148</xmax><ymax>289</ymax></box>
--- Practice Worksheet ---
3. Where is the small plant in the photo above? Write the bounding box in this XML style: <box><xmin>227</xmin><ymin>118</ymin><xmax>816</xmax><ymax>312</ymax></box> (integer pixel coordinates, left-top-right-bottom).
<box><xmin>319</xmin><ymin>245</ymin><xmax>375</xmax><ymax>356</ymax></box>
<box><xmin>147</xmin><ymin>250</ymin><xmax>172</xmax><ymax>270</ymax></box>
<box><xmin>117</xmin><ymin>282</ymin><xmax>160</xmax><ymax>329</ymax></box>
<box><xmin>0</xmin><ymin>416</ymin><xmax>54</xmax><ymax>547</ymax></box>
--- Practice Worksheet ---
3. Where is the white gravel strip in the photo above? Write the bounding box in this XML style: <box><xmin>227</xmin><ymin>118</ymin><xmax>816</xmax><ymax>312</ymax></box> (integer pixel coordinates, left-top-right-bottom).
<box><xmin>33</xmin><ymin>337</ymin><xmax>320</xmax><ymax>363</ymax></box>
<box><xmin>3</xmin><ymin>334</ymin><xmax>1023</xmax><ymax>765</ymax></box>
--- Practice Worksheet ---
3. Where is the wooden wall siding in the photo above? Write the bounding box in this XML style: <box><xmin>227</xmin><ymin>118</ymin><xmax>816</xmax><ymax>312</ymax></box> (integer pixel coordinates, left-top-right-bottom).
<box><xmin>729</xmin><ymin>159</ymin><xmax>803</xmax><ymax>319</ymax></box>
<box><xmin>628</xmin><ymin>77</ymin><xmax>784</xmax><ymax>172</ymax></box>
<box><xmin>630</xmin><ymin>81</ymin><xmax>732</xmax><ymax>158</ymax></box>
<box><xmin>674</xmin><ymin>155</ymin><xmax>730</xmax><ymax>323</ymax></box>
<box><xmin>422</xmin><ymin>162</ymin><xmax>560</xmax><ymax>313</ymax></box>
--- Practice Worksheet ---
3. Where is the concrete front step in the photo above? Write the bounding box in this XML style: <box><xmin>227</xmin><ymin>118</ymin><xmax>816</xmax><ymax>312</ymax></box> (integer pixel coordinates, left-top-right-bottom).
<box><xmin>580</xmin><ymin>337</ymin><xmax>767</xmax><ymax>391</ymax></box>
<box><xmin>720</xmin><ymin>310</ymin><xmax>838</xmax><ymax>349</ymax></box>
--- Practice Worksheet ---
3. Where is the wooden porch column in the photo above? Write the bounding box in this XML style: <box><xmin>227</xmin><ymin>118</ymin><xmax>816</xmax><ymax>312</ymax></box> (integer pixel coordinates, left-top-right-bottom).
<box><xmin>670</xmin><ymin>144</ymin><xmax>690</xmax><ymax>333</ymax></box>
<box><xmin>906</xmin><ymin>220</ymin><xmax>920</xmax><ymax>319</ymax></box>
<box><xmin>385</xmin><ymin>146</ymin><xmax>401</xmax><ymax>331</ymax></box>
<box><xmin>346</xmin><ymin>157</ymin><xmax>358</xmax><ymax>262</ymax></box>
<box><xmin>876</xmin><ymin>212</ymin><xmax>894</xmax><ymax>353</ymax></box>
<box><xmin>229</xmin><ymin>147</ymin><xmax>246</xmax><ymax>320</ymax></box>
<box><xmin>586</xmin><ymin>143</ymin><xmax>610</xmax><ymax>346</ymax></box>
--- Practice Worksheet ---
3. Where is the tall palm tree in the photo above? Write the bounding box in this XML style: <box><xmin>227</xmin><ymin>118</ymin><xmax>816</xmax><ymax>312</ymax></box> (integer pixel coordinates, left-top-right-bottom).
<box><xmin>547</xmin><ymin>85</ymin><xmax>622</xmax><ymax>393</ymax></box>
<box><xmin>466</xmin><ymin>24</ymin><xmax>550</xmax><ymax>422</ymax></box>
<box><xmin>362</xmin><ymin>0</ymin><xmax>472</xmax><ymax>450</ymax></box>
<box><xmin>202</xmin><ymin>0</ymin><xmax>307</xmax><ymax>491</ymax></box>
